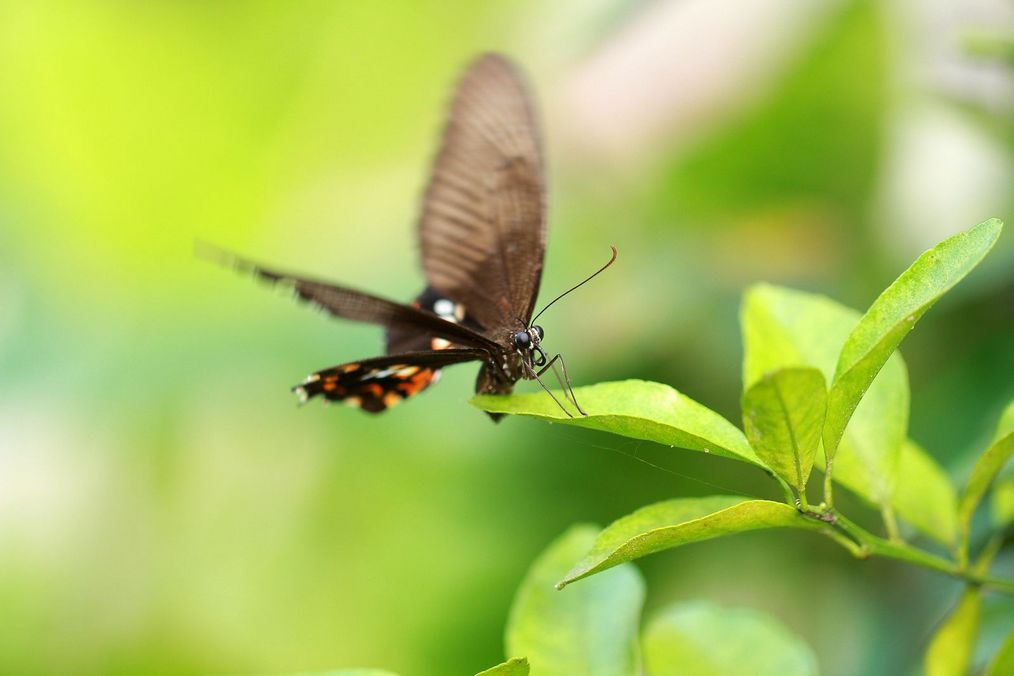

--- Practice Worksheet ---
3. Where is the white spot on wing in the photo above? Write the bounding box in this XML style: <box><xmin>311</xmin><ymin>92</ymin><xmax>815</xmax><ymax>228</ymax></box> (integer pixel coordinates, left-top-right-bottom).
<box><xmin>433</xmin><ymin>298</ymin><xmax>456</xmax><ymax>318</ymax></box>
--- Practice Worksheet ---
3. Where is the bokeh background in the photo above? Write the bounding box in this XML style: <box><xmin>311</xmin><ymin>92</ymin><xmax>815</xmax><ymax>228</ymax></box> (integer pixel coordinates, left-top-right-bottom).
<box><xmin>1</xmin><ymin>1</ymin><xmax>1012</xmax><ymax>674</ymax></box>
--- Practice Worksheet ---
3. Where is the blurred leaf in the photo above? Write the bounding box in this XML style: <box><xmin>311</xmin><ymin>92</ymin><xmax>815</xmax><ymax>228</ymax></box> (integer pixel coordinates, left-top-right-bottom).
<box><xmin>473</xmin><ymin>380</ymin><xmax>764</xmax><ymax>467</ymax></box>
<box><xmin>476</xmin><ymin>657</ymin><xmax>529</xmax><ymax>676</ymax></box>
<box><xmin>558</xmin><ymin>498</ymin><xmax>831</xmax><ymax>588</ymax></box>
<box><xmin>890</xmin><ymin>440</ymin><xmax>958</xmax><ymax>547</ymax></box>
<box><xmin>961</xmin><ymin>31</ymin><xmax>1014</xmax><ymax>64</ymax></box>
<box><xmin>292</xmin><ymin>671</ymin><xmax>398</xmax><ymax>676</ymax></box>
<box><xmin>925</xmin><ymin>588</ymin><xmax>981</xmax><ymax>676</ymax></box>
<box><xmin>506</xmin><ymin>525</ymin><xmax>643</xmax><ymax>676</ymax></box>
<box><xmin>657</xmin><ymin>0</ymin><xmax>886</xmax><ymax>223</ymax></box>
<box><xmin>958</xmin><ymin>401</ymin><xmax>1014</xmax><ymax>559</ymax></box>
<box><xmin>642</xmin><ymin>600</ymin><xmax>819</xmax><ymax>676</ymax></box>
<box><xmin>990</xmin><ymin>469</ymin><xmax>1014</xmax><ymax>530</ymax></box>
<box><xmin>741</xmin><ymin>285</ymin><xmax>917</xmax><ymax>531</ymax></box>
<box><xmin>824</xmin><ymin>218</ymin><xmax>1003</xmax><ymax>460</ymax></box>
<box><xmin>987</xmin><ymin>626</ymin><xmax>1014</xmax><ymax>675</ymax></box>
<box><xmin>742</xmin><ymin>367</ymin><xmax>826</xmax><ymax>494</ymax></box>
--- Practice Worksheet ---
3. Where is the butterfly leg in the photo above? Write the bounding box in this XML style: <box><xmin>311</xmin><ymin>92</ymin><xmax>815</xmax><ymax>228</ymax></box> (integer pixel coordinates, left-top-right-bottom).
<box><xmin>523</xmin><ymin>360</ymin><xmax>574</xmax><ymax>418</ymax></box>
<box><xmin>536</xmin><ymin>353</ymin><xmax>587</xmax><ymax>416</ymax></box>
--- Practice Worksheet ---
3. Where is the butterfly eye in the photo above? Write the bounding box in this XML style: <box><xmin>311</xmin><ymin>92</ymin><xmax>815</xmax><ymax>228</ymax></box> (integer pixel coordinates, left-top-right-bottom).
<box><xmin>512</xmin><ymin>331</ymin><xmax>531</xmax><ymax>350</ymax></box>
<box><xmin>532</xmin><ymin>325</ymin><xmax>544</xmax><ymax>341</ymax></box>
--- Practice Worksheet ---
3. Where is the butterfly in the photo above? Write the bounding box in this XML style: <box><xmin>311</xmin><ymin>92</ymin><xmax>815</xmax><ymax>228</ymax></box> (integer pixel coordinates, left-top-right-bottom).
<box><xmin>202</xmin><ymin>53</ymin><xmax>614</xmax><ymax>421</ymax></box>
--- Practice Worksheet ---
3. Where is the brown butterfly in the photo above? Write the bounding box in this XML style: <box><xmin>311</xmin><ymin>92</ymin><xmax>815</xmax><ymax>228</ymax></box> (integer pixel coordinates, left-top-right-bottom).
<box><xmin>202</xmin><ymin>53</ymin><xmax>614</xmax><ymax>420</ymax></box>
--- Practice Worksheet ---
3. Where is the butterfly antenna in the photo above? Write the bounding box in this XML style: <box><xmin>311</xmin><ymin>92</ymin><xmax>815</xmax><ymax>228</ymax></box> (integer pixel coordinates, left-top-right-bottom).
<box><xmin>530</xmin><ymin>246</ymin><xmax>617</xmax><ymax>325</ymax></box>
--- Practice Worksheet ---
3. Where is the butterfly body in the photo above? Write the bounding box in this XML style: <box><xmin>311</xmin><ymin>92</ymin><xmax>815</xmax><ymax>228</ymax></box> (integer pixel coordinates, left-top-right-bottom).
<box><xmin>205</xmin><ymin>53</ymin><xmax>601</xmax><ymax>420</ymax></box>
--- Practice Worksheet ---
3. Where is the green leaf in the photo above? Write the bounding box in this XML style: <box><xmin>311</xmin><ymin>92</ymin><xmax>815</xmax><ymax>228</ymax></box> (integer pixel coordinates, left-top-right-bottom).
<box><xmin>824</xmin><ymin>355</ymin><xmax>909</xmax><ymax>507</ymax></box>
<box><xmin>890</xmin><ymin>440</ymin><xmax>958</xmax><ymax>547</ymax></box>
<box><xmin>742</xmin><ymin>285</ymin><xmax>854</xmax><ymax>390</ymax></box>
<box><xmin>558</xmin><ymin>497</ymin><xmax>833</xmax><ymax>588</ymax></box>
<box><xmin>925</xmin><ymin>588</ymin><xmax>981</xmax><ymax>676</ymax></box>
<box><xmin>824</xmin><ymin>218</ymin><xmax>1003</xmax><ymax>459</ymax></box>
<box><xmin>742</xmin><ymin>367</ymin><xmax>827</xmax><ymax>495</ymax></box>
<box><xmin>987</xmin><ymin>626</ymin><xmax>1014</xmax><ymax>676</ymax></box>
<box><xmin>476</xmin><ymin>657</ymin><xmax>529</xmax><ymax>676</ymax></box>
<box><xmin>473</xmin><ymin>380</ymin><xmax>763</xmax><ymax>468</ymax></box>
<box><xmin>642</xmin><ymin>600</ymin><xmax>819</xmax><ymax>676</ymax></box>
<box><xmin>958</xmin><ymin>401</ymin><xmax>1014</xmax><ymax>562</ymax></box>
<box><xmin>741</xmin><ymin>285</ymin><xmax>916</xmax><ymax>531</ymax></box>
<box><xmin>990</xmin><ymin>469</ymin><xmax>1014</xmax><ymax>530</ymax></box>
<box><xmin>506</xmin><ymin>525</ymin><xmax>644</xmax><ymax>676</ymax></box>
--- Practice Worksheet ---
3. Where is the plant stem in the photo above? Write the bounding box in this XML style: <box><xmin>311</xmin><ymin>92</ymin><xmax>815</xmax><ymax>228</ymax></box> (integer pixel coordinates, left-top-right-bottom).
<box><xmin>881</xmin><ymin>503</ymin><xmax>901</xmax><ymax>543</ymax></box>
<box><xmin>768</xmin><ymin>470</ymin><xmax>795</xmax><ymax>506</ymax></box>
<box><xmin>819</xmin><ymin>511</ymin><xmax>1014</xmax><ymax>594</ymax></box>
<box><xmin>981</xmin><ymin>577</ymin><xmax>1014</xmax><ymax>594</ymax></box>
<box><xmin>823</xmin><ymin>458</ymin><xmax>835</xmax><ymax>509</ymax></box>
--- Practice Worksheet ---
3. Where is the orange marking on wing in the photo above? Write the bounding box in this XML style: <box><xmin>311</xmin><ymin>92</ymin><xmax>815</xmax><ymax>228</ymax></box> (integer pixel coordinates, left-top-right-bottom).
<box><xmin>363</xmin><ymin>383</ymin><xmax>384</xmax><ymax>398</ymax></box>
<box><xmin>395</xmin><ymin>368</ymin><xmax>437</xmax><ymax>397</ymax></box>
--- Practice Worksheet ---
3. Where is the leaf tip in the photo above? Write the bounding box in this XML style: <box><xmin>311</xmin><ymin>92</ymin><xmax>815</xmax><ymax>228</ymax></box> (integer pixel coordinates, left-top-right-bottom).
<box><xmin>556</xmin><ymin>565</ymin><xmax>589</xmax><ymax>590</ymax></box>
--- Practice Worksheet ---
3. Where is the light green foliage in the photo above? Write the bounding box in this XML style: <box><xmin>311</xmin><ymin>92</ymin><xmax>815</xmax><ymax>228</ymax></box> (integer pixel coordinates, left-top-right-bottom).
<box><xmin>642</xmin><ymin>601</ymin><xmax>819</xmax><ymax>676</ymax></box>
<box><xmin>506</xmin><ymin>526</ymin><xmax>644</xmax><ymax>676</ymax></box>
<box><xmin>924</xmin><ymin>588</ymin><xmax>981</xmax><ymax>676</ymax></box>
<box><xmin>558</xmin><ymin>498</ymin><xmax>831</xmax><ymax>588</ymax></box>
<box><xmin>476</xmin><ymin>657</ymin><xmax>529</xmax><ymax>676</ymax></box>
<box><xmin>742</xmin><ymin>368</ymin><xmax>827</xmax><ymax>495</ymax></box>
<box><xmin>823</xmin><ymin>219</ymin><xmax>1003</xmax><ymax>459</ymax></box>
<box><xmin>473</xmin><ymin>380</ymin><xmax>763</xmax><ymax>467</ymax></box>
<box><xmin>891</xmin><ymin>440</ymin><xmax>958</xmax><ymax>547</ymax></box>
<box><xmin>741</xmin><ymin>285</ymin><xmax>918</xmax><ymax>532</ymax></box>
<box><xmin>958</xmin><ymin>400</ymin><xmax>1014</xmax><ymax>561</ymax></box>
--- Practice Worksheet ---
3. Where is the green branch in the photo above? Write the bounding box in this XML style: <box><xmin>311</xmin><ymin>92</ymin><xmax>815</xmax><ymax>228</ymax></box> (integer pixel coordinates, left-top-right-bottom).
<box><xmin>816</xmin><ymin>511</ymin><xmax>1014</xmax><ymax>594</ymax></box>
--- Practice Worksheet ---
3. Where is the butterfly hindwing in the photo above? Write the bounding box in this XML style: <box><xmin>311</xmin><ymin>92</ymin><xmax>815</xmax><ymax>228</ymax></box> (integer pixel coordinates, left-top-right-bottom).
<box><xmin>293</xmin><ymin>349</ymin><xmax>488</xmax><ymax>413</ymax></box>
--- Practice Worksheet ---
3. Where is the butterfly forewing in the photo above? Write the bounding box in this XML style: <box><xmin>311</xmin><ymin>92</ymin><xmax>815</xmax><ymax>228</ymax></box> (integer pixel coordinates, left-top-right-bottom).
<box><xmin>418</xmin><ymin>53</ymin><xmax>545</xmax><ymax>333</ymax></box>
<box><xmin>198</xmin><ymin>243</ymin><xmax>500</xmax><ymax>353</ymax></box>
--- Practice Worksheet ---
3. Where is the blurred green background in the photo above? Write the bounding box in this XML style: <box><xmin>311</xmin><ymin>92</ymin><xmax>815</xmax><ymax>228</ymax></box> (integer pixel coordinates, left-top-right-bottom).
<box><xmin>1</xmin><ymin>1</ymin><xmax>1012</xmax><ymax>674</ymax></box>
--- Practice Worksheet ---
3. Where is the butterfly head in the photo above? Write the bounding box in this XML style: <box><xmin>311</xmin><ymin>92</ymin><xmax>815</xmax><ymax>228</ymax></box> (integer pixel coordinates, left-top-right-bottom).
<box><xmin>512</xmin><ymin>325</ymin><xmax>547</xmax><ymax>367</ymax></box>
